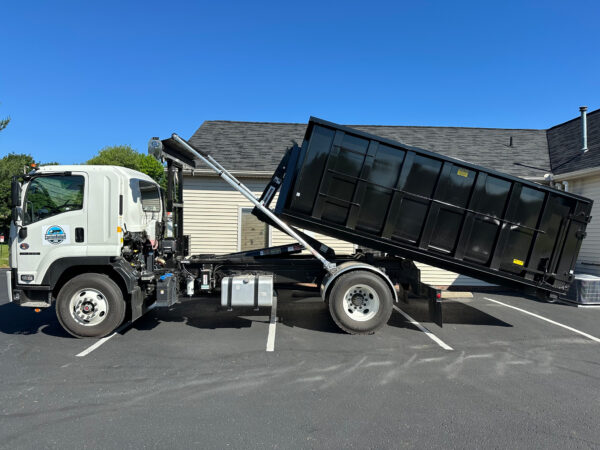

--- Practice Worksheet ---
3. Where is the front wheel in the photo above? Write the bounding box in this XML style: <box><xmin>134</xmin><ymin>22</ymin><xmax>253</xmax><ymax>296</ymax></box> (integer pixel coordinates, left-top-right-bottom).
<box><xmin>56</xmin><ymin>273</ymin><xmax>126</xmax><ymax>338</ymax></box>
<box><xmin>328</xmin><ymin>270</ymin><xmax>393</xmax><ymax>335</ymax></box>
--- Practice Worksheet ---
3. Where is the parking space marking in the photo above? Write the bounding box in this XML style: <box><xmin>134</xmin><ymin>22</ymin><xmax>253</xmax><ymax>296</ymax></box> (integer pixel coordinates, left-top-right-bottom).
<box><xmin>75</xmin><ymin>321</ymin><xmax>133</xmax><ymax>357</ymax></box>
<box><xmin>76</xmin><ymin>332</ymin><xmax>118</xmax><ymax>357</ymax></box>
<box><xmin>75</xmin><ymin>305</ymin><xmax>158</xmax><ymax>357</ymax></box>
<box><xmin>266</xmin><ymin>297</ymin><xmax>278</xmax><ymax>352</ymax></box>
<box><xmin>484</xmin><ymin>297</ymin><xmax>600</xmax><ymax>344</ymax></box>
<box><xmin>393</xmin><ymin>306</ymin><xmax>453</xmax><ymax>351</ymax></box>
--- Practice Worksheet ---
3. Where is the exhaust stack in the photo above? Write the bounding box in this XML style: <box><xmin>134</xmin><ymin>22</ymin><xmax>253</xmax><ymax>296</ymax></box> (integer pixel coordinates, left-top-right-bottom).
<box><xmin>580</xmin><ymin>106</ymin><xmax>588</xmax><ymax>153</ymax></box>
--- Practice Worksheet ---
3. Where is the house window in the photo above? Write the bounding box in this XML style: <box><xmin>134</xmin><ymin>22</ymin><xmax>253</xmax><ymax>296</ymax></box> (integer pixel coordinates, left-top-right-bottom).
<box><xmin>239</xmin><ymin>207</ymin><xmax>269</xmax><ymax>251</ymax></box>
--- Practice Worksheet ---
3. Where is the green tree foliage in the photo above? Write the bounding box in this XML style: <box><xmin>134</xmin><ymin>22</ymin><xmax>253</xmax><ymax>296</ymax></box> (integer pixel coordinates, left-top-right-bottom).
<box><xmin>0</xmin><ymin>102</ymin><xmax>9</xmax><ymax>132</ymax></box>
<box><xmin>0</xmin><ymin>153</ymin><xmax>35</xmax><ymax>234</ymax></box>
<box><xmin>87</xmin><ymin>145</ymin><xmax>165</xmax><ymax>187</ymax></box>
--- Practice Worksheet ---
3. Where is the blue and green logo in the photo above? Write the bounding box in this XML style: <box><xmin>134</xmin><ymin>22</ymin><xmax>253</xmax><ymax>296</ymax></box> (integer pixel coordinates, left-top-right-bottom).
<box><xmin>45</xmin><ymin>226</ymin><xmax>66</xmax><ymax>245</ymax></box>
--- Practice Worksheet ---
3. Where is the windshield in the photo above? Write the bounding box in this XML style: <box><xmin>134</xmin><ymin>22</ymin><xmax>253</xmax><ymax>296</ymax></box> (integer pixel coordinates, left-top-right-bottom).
<box><xmin>24</xmin><ymin>175</ymin><xmax>85</xmax><ymax>225</ymax></box>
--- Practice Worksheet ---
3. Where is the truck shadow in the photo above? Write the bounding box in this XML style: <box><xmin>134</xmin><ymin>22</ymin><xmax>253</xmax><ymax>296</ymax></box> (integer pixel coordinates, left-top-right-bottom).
<box><xmin>0</xmin><ymin>302</ymin><xmax>72</xmax><ymax>338</ymax></box>
<box><xmin>132</xmin><ymin>290</ymin><xmax>346</xmax><ymax>334</ymax></box>
<box><xmin>392</xmin><ymin>299</ymin><xmax>513</xmax><ymax>327</ymax></box>
<box><xmin>133</xmin><ymin>300</ymin><xmax>257</xmax><ymax>332</ymax></box>
<box><xmin>131</xmin><ymin>289</ymin><xmax>514</xmax><ymax>335</ymax></box>
<box><xmin>0</xmin><ymin>295</ymin><xmax>513</xmax><ymax>339</ymax></box>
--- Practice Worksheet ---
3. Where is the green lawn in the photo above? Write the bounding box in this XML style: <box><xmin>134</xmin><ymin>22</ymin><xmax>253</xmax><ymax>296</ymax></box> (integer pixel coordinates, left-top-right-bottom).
<box><xmin>0</xmin><ymin>244</ymin><xmax>8</xmax><ymax>268</ymax></box>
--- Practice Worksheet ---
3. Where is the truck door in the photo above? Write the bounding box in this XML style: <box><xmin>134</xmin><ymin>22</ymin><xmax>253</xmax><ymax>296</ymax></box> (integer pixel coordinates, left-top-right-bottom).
<box><xmin>17</xmin><ymin>173</ymin><xmax>88</xmax><ymax>285</ymax></box>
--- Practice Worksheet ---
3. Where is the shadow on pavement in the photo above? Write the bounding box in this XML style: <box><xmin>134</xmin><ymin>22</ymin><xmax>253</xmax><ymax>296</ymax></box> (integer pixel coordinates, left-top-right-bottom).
<box><xmin>394</xmin><ymin>298</ymin><xmax>513</xmax><ymax>327</ymax></box>
<box><xmin>0</xmin><ymin>302</ymin><xmax>72</xmax><ymax>338</ymax></box>
<box><xmin>131</xmin><ymin>289</ymin><xmax>347</xmax><ymax>335</ymax></box>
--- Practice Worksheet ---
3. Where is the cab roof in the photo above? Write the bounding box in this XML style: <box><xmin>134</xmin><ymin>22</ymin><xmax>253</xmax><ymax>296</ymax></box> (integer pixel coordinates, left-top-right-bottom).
<box><xmin>32</xmin><ymin>165</ymin><xmax>158</xmax><ymax>184</ymax></box>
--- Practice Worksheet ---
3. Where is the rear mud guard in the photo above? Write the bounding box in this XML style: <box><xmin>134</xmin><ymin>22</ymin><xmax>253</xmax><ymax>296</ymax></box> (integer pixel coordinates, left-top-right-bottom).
<box><xmin>422</xmin><ymin>284</ymin><xmax>443</xmax><ymax>327</ymax></box>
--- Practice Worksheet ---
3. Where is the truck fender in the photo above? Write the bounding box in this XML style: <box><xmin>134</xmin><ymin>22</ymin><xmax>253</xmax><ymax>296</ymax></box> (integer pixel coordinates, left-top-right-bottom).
<box><xmin>42</xmin><ymin>257</ymin><xmax>139</xmax><ymax>295</ymax></box>
<box><xmin>320</xmin><ymin>261</ymin><xmax>398</xmax><ymax>303</ymax></box>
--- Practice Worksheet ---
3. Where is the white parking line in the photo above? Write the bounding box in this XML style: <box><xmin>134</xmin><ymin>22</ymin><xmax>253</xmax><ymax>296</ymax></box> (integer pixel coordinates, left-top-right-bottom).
<box><xmin>266</xmin><ymin>322</ymin><xmax>277</xmax><ymax>352</ymax></box>
<box><xmin>266</xmin><ymin>298</ymin><xmax>278</xmax><ymax>352</ymax></box>
<box><xmin>76</xmin><ymin>330</ymin><xmax>120</xmax><ymax>357</ymax></box>
<box><xmin>393</xmin><ymin>306</ymin><xmax>453</xmax><ymax>351</ymax></box>
<box><xmin>484</xmin><ymin>297</ymin><xmax>600</xmax><ymax>344</ymax></box>
<box><xmin>75</xmin><ymin>305</ymin><xmax>158</xmax><ymax>357</ymax></box>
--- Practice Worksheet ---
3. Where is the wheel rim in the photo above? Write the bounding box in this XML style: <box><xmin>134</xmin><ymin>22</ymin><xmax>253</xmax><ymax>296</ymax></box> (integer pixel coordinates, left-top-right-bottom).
<box><xmin>342</xmin><ymin>284</ymin><xmax>380</xmax><ymax>322</ymax></box>
<box><xmin>69</xmin><ymin>288</ymin><xmax>109</xmax><ymax>326</ymax></box>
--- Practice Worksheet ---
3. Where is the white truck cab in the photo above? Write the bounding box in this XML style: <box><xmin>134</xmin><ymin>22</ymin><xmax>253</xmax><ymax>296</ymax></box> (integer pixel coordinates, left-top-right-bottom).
<box><xmin>8</xmin><ymin>165</ymin><xmax>162</xmax><ymax>337</ymax></box>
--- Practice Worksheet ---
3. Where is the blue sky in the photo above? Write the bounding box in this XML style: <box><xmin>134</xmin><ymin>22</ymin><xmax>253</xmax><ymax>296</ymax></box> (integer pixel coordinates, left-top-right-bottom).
<box><xmin>1</xmin><ymin>0</ymin><xmax>598</xmax><ymax>164</ymax></box>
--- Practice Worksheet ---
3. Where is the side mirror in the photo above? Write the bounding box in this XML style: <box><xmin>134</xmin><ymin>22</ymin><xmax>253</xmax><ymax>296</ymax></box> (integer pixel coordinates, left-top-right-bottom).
<box><xmin>11</xmin><ymin>178</ymin><xmax>21</xmax><ymax>207</ymax></box>
<box><xmin>12</xmin><ymin>206</ymin><xmax>22</xmax><ymax>223</ymax></box>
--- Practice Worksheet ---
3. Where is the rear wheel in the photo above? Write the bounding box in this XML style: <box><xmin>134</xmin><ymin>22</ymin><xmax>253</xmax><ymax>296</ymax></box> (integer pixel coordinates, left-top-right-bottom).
<box><xmin>328</xmin><ymin>270</ymin><xmax>393</xmax><ymax>335</ymax></box>
<box><xmin>56</xmin><ymin>273</ymin><xmax>126</xmax><ymax>338</ymax></box>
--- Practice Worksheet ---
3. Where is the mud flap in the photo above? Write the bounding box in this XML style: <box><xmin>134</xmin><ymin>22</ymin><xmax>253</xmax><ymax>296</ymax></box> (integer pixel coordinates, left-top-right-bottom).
<box><xmin>130</xmin><ymin>286</ymin><xmax>144</xmax><ymax>322</ymax></box>
<box><xmin>423</xmin><ymin>285</ymin><xmax>443</xmax><ymax>327</ymax></box>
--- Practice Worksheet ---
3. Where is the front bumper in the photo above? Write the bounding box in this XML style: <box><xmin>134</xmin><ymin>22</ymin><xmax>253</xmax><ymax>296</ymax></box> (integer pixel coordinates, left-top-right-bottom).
<box><xmin>5</xmin><ymin>270</ymin><xmax>12</xmax><ymax>302</ymax></box>
<box><xmin>9</xmin><ymin>270</ymin><xmax>52</xmax><ymax>308</ymax></box>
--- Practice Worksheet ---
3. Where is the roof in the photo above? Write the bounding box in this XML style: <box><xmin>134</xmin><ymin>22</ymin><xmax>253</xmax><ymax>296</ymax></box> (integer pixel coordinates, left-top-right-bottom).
<box><xmin>189</xmin><ymin>110</ymin><xmax>600</xmax><ymax>179</ymax></box>
<box><xmin>547</xmin><ymin>109</ymin><xmax>600</xmax><ymax>174</ymax></box>
<box><xmin>189</xmin><ymin>121</ymin><xmax>550</xmax><ymax>178</ymax></box>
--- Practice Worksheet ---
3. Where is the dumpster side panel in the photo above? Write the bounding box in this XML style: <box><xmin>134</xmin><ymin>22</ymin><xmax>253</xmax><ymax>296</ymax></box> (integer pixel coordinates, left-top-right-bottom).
<box><xmin>276</xmin><ymin>118</ymin><xmax>593</xmax><ymax>295</ymax></box>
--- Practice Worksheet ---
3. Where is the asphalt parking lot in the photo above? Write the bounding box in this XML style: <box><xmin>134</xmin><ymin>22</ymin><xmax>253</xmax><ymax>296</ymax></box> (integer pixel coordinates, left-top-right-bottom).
<box><xmin>1</xmin><ymin>269</ymin><xmax>600</xmax><ymax>449</ymax></box>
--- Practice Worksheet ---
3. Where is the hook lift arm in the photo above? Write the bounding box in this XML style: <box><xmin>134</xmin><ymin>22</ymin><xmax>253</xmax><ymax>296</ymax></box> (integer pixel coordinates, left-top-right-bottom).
<box><xmin>150</xmin><ymin>134</ymin><xmax>337</xmax><ymax>273</ymax></box>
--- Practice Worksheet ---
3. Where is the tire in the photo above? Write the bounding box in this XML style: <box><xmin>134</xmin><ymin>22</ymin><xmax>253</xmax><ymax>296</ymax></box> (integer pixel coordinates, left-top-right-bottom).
<box><xmin>328</xmin><ymin>270</ymin><xmax>393</xmax><ymax>335</ymax></box>
<box><xmin>56</xmin><ymin>273</ymin><xmax>126</xmax><ymax>338</ymax></box>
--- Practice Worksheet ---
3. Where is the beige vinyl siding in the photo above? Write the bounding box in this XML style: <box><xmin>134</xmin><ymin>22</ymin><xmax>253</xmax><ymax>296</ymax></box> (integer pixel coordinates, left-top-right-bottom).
<box><xmin>564</xmin><ymin>175</ymin><xmax>600</xmax><ymax>276</ymax></box>
<box><xmin>183</xmin><ymin>175</ymin><xmax>490</xmax><ymax>287</ymax></box>
<box><xmin>182</xmin><ymin>176</ymin><xmax>354</xmax><ymax>255</ymax></box>
<box><xmin>414</xmin><ymin>263</ymin><xmax>490</xmax><ymax>287</ymax></box>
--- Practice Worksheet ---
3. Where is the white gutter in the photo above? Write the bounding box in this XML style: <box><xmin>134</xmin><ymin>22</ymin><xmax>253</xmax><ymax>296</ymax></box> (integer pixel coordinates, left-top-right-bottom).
<box><xmin>552</xmin><ymin>166</ymin><xmax>600</xmax><ymax>181</ymax></box>
<box><xmin>185</xmin><ymin>170</ymin><xmax>550</xmax><ymax>182</ymax></box>
<box><xmin>524</xmin><ymin>176</ymin><xmax>547</xmax><ymax>183</ymax></box>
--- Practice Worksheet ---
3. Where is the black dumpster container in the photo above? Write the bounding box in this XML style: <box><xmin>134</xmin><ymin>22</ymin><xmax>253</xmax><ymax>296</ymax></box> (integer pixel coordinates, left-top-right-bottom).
<box><xmin>273</xmin><ymin>117</ymin><xmax>593</xmax><ymax>296</ymax></box>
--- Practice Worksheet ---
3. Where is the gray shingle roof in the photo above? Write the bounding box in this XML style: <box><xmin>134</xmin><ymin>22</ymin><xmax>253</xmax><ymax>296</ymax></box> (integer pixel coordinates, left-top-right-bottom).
<box><xmin>189</xmin><ymin>120</ymin><xmax>551</xmax><ymax>178</ymax></box>
<box><xmin>547</xmin><ymin>109</ymin><xmax>600</xmax><ymax>174</ymax></box>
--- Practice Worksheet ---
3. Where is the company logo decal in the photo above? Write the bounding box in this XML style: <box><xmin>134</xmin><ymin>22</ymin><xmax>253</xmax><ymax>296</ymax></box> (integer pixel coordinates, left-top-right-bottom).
<box><xmin>44</xmin><ymin>226</ymin><xmax>67</xmax><ymax>245</ymax></box>
<box><xmin>20</xmin><ymin>243</ymin><xmax>29</xmax><ymax>250</ymax></box>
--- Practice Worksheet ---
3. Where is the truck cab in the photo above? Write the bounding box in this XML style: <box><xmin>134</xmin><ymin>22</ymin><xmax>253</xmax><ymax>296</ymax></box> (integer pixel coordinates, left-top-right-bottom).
<box><xmin>8</xmin><ymin>165</ymin><xmax>163</xmax><ymax>337</ymax></box>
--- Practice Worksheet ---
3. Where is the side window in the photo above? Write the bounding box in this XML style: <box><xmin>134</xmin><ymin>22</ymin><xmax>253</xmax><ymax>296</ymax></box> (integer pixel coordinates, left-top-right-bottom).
<box><xmin>139</xmin><ymin>181</ymin><xmax>161</xmax><ymax>212</ymax></box>
<box><xmin>24</xmin><ymin>175</ymin><xmax>84</xmax><ymax>225</ymax></box>
<box><xmin>239</xmin><ymin>207</ymin><xmax>269</xmax><ymax>251</ymax></box>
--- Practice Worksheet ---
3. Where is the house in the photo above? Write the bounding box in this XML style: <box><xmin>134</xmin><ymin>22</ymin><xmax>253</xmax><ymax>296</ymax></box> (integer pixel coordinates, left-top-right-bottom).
<box><xmin>181</xmin><ymin>108</ymin><xmax>600</xmax><ymax>288</ymax></box>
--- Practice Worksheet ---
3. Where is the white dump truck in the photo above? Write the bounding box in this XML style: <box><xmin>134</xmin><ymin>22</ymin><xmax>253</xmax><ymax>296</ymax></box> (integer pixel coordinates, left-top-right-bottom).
<box><xmin>6</xmin><ymin>117</ymin><xmax>591</xmax><ymax>338</ymax></box>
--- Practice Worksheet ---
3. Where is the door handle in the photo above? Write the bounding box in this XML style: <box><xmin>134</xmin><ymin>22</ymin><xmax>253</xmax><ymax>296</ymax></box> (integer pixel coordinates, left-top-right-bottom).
<box><xmin>75</xmin><ymin>227</ymin><xmax>84</xmax><ymax>243</ymax></box>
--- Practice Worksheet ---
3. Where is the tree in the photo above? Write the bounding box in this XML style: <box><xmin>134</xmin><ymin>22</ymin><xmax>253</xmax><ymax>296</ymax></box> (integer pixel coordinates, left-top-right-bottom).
<box><xmin>0</xmin><ymin>102</ymin><xmax>10</xmax><ymax>132</ymax></box>
<box><xmin>0</xmin><ymin>153</ymin><xmax>35</xmax><ymax>235</ymax></box>
<box><xmin>87</xmin><ymin>145</ymin><xmax>165</xmax><ymax>187</ymax></box>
